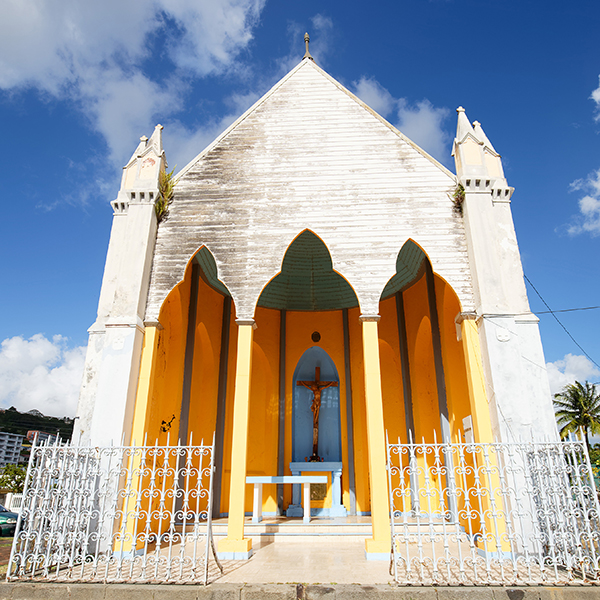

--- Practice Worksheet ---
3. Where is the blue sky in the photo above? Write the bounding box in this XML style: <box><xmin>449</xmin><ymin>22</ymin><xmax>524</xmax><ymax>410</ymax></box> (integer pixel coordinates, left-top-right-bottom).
<box><xmin>1</xmin><ymin>0</ymin><xmax>599</xmax><ymax>417</ymax></box>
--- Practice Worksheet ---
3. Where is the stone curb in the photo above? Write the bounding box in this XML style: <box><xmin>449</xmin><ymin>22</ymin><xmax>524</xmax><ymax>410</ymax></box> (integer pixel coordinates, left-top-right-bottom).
<box><xmin>1</xmin><ymin>583</ymin><xmax>599</xmax><ymax>600</ymax></box>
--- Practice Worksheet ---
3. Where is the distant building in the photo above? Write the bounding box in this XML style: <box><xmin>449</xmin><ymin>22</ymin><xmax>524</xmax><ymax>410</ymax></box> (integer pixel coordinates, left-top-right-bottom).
<box><xmin>26</xmin><ymin>431</ymin><xmax>57</xmax><ymax>445</ymax></box>
<box><xmin>26</xmin><ymin>409</ymin><xmax>45</xmax><ymax>418</ymax></box>
<box><xmin>0</xmin><ymin>432</ymin><xmax>24</xmax><ymax>468</ymax></box>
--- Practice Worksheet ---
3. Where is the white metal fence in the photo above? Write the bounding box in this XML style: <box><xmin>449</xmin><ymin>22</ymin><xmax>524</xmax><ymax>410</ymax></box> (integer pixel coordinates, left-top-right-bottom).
<box><xmin>7</xmin><ymin>436</ymin><xmax>220</xmax><ymax>584</ymax></box>
<box><xmin>387</xmin><ymin>435</ymin><xmax>600</xmax><ymax>585</ymax></box>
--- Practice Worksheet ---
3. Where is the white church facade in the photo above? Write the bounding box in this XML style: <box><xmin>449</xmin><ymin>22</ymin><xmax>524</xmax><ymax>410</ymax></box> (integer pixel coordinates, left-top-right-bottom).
<box><xmin>72</xmin><ymin>51</ymin><xmax>560</xmax><ymax>562</ymax></box>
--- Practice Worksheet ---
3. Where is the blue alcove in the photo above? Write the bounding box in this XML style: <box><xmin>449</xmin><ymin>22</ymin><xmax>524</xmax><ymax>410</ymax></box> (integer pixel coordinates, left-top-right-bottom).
<box><xmin>292</xmin><ymin>347</ymin><xmax>341</xmax><ymax>463</ymax></box>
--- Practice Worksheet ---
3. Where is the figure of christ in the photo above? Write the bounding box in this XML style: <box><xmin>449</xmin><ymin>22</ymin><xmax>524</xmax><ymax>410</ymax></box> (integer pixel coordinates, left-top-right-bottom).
<box><xmin>296</xmin><ymin>367</ymin><xmax>338</xmax><ymax>462</ymax></box>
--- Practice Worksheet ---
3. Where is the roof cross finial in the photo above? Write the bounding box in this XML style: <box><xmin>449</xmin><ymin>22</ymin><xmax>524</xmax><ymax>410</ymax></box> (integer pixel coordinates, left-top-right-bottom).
<box><xmin>303</xmin><ymin>32</ymin><xmax>313</xmax><ymax>61</ymax></box>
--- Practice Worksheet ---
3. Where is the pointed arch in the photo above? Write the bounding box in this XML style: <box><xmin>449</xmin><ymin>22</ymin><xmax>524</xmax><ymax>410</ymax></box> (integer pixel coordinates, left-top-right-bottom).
<box><xmin>380</xmin><ymin>239</ymin><xmax>428</xmax><ymax>301</ymax></box>
<box><xmin>157</xmin><ymin>245</ymin><xmax>232</xmax><ymax>323</ymax></box>
<box><xmin>195</xmin><ymin>246</ymin><xmax>232</xmax><ymax>298</ymax></box>
<box><xmin>256</xmin><ymin>229</ymin><xmax>359</xmax><ymax>311</ymax></box>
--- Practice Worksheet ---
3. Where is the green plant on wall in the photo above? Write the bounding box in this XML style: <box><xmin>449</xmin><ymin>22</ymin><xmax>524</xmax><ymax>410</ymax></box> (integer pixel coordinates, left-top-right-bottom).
<box><xmin>451</xmin><ymin>183</ymin><xmax>465</xmax><ymax>215</ymax></box>
<box><xmin>155</xmin><ymin>167</ymin><xmax>176</xmax><ymax>222</ymax></box>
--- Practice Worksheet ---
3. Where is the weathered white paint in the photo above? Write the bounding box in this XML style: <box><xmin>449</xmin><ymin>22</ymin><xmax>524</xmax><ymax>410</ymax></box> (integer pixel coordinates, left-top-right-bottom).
<box><xmin>454</xmin><ymin>109</ymin><xmax>557</xmax><ymax>443</ymax></box>
<box><xmin>75</xmin><ymin>58</ymin><xmax>558</xmax><ymax>449</ymax></box>
<box><xmin>74</xmin><ymin>127</ymin><xmax>164</xmax><ymax>445</ymax></box>
<box><xmin>145</xmin><ymin>59</ymin><xmax>474</xmax><ymax>321</ymax></box>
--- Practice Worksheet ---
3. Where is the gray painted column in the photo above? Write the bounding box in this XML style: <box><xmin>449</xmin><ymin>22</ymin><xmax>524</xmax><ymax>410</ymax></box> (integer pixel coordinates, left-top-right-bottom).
<box><xmin>395</xmin><ymin>291</ymin><xmax>419</xmax><ymax>512</ymax></box>
<box><xmin>395</xmin><ymin>292</ymin><xmax>416</xmax><ymax>438</ymax></box>
<box><xmin>277</xmin><ymin>309</ymin><xmax>286</xmax><ymax>515</ymax></box>
<box><xmin>212</xmin><ymin>295</ymin><xmax>231</xmax><ymax>518</ymax></box>
<box><xmin>425</xmin><ymin>261</ymin><xmax>451</xmax><ymax>442</ymax></box>
<box><xmin>342</xmin><ymin>308</ymin><xmax>357</xmax><ymax>516</ymax></box>
<box><xmin>425</xmin><ymin>261</ymin><xmax>458</xmax><ymax>521</ymax></box>
<box><xmin>178</xmin><ymin>262</ymin><xmax>200</xmax><ymax>445</ymax></box>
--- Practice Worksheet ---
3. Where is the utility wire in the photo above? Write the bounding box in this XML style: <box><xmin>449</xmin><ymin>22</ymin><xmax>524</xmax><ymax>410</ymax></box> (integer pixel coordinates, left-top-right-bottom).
<box><xmin>524</xmin><ymin>275</ymin><xmax>600</xmax><ymax>371</ymax></box>
<box><xmin>537</xmin><ymin>306</ymin><xmax>600</xmax><ymax>314</ymax></box>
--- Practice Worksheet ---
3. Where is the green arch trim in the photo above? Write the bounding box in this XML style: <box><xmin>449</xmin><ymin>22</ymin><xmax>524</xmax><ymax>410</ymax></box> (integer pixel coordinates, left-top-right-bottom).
<box><xmin>257</xmin><ymin>230</ymin><xmax>359</xmax><ymax>311</ymax></box>
<box><xmin>380</xmin><ymin>240</ymin><xmax>427</xmax><ymax>300</ymax></box>
<box><xmin>194</xmin><ymin>246</ymin><xmax>231</xmax><ymax>297</ymax></box>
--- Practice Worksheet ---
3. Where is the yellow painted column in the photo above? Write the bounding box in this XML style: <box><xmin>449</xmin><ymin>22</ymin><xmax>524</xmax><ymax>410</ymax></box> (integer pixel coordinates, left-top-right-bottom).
<box><xmin>131</xmin><ymin>324</ymin><xmax>160</xmax><ymax>444</ymax></box>
<box><xmin>458</xmin><ymin>314</ymin><xmax>510</xmax><ymax>555</ymax></box>
<box><xmin>120</xmin><ymin>324</ymin><xmax>159</xmax><ymax>553</ymax></box>
<box><xmin>218</xmin><ymin>319</ymin><xmax>255</xmax><ymax>559</ymax></box>
<box><xmin>360</xmin><ymin>315</ymin><xmax>391</xmax><ymax>557</ymax></box>
<box><xmin>458</xmin><ymin>315</ymin><xmax>494</xmax><ymax>443</ymax></box>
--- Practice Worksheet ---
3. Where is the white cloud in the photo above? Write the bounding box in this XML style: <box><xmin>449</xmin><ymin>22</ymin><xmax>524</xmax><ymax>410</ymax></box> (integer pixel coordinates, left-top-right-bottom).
<box><xmin>309</xmin><ymin>14</ymin><xmax>334</xmax><ymax>64</ymax></box>
<box><xmin>168</xmin><ymin>15</ymin><xmax>335</xmax><ymax>171</ymax></box>
<box><xmin>0</xmin><ymin>335</ymin><xmax>86</xmax><ymax>418</ymax></box>
<box><xmin>0</xmin><ymin>0</ymin><xmax>266</xmax><ymax>165</ymax></box>
<box><xmin>563</xmin><ymin>77</ymin><xmax>600</xmax><ymax>234</ymax></box>
<box><xmin>591</xmin><ymin>75</ymin><xmax>600</xmax><ymax>122</ymax></box>
<box><xmin>546</xmin><ymin>353</ymin><xmax>600</xmax><ymax>396</ymax></box>
<box><xmin>351</xmin><ymin>77</ymin><xmax>451</xmax><ymax>163</ymax></box>
<box><xmin>567</xmin><ymin>169</ymin><xmax>600</xmax><ymax>236</ymax></box>
<box><xmin>352</xmin><ymin>76</ymin><xmax>395</xmax><ymax>117</ymax></box>
<box><xmin>275</xmin><ymin>15</ymin><xmax>334</xmax><ymax>77</ymax></box>
<box><xmin>396</xmin><ymin>99</ymin><xmax>451</xmax><ymax>163</ymax></box>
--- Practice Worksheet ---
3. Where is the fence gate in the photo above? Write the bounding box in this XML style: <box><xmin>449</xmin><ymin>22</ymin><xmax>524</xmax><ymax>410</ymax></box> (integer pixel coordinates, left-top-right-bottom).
<box><xmin>8</xmin><ymin>436</ymin><xmax>220</xmax><ymax>584</ymax></box>
<box><xmin>387</xmin><ymin>437</ymin><xmax>600</xmax><ymax>585</ymax></box>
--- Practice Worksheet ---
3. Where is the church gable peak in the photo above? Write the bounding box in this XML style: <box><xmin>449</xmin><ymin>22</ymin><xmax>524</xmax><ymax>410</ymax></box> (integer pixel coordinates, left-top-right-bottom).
<box><xmin>177</xmin><ymin>58</ymin><xmax>453</xmax><ymax>181</ymax></box>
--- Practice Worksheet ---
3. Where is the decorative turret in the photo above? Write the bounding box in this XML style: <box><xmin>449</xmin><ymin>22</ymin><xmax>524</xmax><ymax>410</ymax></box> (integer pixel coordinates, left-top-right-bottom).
<box><xmin>75</xmin><ymin>126</ymin><xmax>165</xmax><ymax>446</ymax></box>
<box><xmin>111</xmin><ymin>124</ymin><xmax>166</xmax><ymax>214</ymax></box>
<box><xmin>452</xmin><ymin>106</ymin><xmax>555</xmax><ymax>444</ymax></box>
<box><xmin>452</xmin><ymin>107</ymin><xmax>513</xmax><ymax>201</ymax></box>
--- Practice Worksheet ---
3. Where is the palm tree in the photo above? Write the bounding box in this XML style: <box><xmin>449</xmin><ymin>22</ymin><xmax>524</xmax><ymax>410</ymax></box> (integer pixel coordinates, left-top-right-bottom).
<box><xmin>554</xmin><ymin>380</ymin><xmax>600</xmax><ymax>449</ymax></box>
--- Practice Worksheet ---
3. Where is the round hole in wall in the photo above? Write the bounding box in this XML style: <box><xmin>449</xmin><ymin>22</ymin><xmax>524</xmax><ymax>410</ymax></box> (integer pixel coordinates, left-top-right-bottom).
<box><xmin>311</xmin><ymin>331</ymin><xmax>321</xmax><ymax>343</ymax></box>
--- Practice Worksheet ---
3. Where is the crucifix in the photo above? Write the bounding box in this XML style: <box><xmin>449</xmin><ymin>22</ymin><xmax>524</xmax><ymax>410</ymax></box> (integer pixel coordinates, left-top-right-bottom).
<box><xmin>297</xmin><ymin>367</ymin><xmax>338</xmax><ymax>462</ymax></box>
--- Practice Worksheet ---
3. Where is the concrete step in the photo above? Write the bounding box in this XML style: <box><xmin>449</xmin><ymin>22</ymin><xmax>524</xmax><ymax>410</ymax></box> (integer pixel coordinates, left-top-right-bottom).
<box><xmin>213</xmin><ymin>519</ymin><xmax>372</xmax><ymax>542</ymax></box>
<box><xmin>174</xmin><ymin>517</ymin><xmax>459</xmax><ymax>540</ymax></box>
<box><xmin>175</xmin><ymin>517</ymin><xmax>459</xmax><ymax>537</ymax></box>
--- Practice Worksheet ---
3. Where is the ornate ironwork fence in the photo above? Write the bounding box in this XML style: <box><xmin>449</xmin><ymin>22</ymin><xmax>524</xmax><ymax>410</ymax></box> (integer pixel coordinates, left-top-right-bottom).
<box><xmin>387</xmin><ymin>436</ymin><xmax>600</xmax><ymax>585</ymax></box>
<box><xmin>8</xmin><ymin>436</ymin><xmax>220</xmax><ymax>584</ymax></box>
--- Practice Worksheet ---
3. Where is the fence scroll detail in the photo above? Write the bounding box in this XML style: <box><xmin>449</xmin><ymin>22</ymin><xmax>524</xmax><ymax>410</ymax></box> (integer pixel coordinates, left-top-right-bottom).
<box><xmin>8</xmin><ymin>437</ymin><xmax>219</xmax><ymax>584</ymax></box>
<box><xmin>387</xmin><ymin>437</ymin><xmax>600</xmax><ymax>586</ymax></box>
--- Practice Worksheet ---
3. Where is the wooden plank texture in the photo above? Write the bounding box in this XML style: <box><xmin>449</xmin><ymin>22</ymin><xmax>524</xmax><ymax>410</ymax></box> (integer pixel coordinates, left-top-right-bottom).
<box><xmin>146</xmin><ymin>59</ymin><xmax>474</xmax><ymax>320</ymax></box>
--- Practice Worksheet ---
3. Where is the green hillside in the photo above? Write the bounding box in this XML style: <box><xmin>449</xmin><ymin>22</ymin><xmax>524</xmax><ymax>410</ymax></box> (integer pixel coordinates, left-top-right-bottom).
<box><xmin>0</xmin><ymin>408</ymin><xmax>73</xmax><ymax>441</ymax></box>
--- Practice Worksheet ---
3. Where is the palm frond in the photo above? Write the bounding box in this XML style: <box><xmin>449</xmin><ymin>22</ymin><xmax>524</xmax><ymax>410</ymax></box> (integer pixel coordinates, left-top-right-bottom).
<box><xmin>553</xmin><ymin>379</ymin><xmax>600</xmax><ymax>448</ymax></box>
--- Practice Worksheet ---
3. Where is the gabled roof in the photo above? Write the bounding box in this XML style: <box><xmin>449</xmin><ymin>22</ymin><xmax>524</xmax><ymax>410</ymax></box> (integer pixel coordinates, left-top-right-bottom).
<box><xmin>177</xmin><ymin>58</ymin><xmax>454</xmax><ymax>180</ymax></box>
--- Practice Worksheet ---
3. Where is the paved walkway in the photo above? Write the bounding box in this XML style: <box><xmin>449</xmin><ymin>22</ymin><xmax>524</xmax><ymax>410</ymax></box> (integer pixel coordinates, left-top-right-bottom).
<box><xmin>1</xmin><ymin>582</ymin><xmax>599</xmax><ymax>599</ymax></box>
<box><xmin>209</xmin><ymin>516</ymin><xmax>389</xmax><ymax>585</ymax></box>
<box><xmin>215</xmin><ymin>539</ymin><xmax>391</xmax><ymax>585</ymax></box>
<box><xmin>4</xmin><ymin>518</ymin><xmax>600</xmax><ymax>596</ymax></box>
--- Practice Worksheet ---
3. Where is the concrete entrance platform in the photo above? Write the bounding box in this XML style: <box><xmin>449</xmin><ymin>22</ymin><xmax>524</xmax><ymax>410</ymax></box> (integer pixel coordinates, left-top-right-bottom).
<box><xmin>211</xmin><ymin>515</ymin><xmax>389</xmax><ymax>584</ymax></box>
<box><xmin>216</xmin><ymin>539</ymin><xmax>390</xmax><ymax>584</ymax></box>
